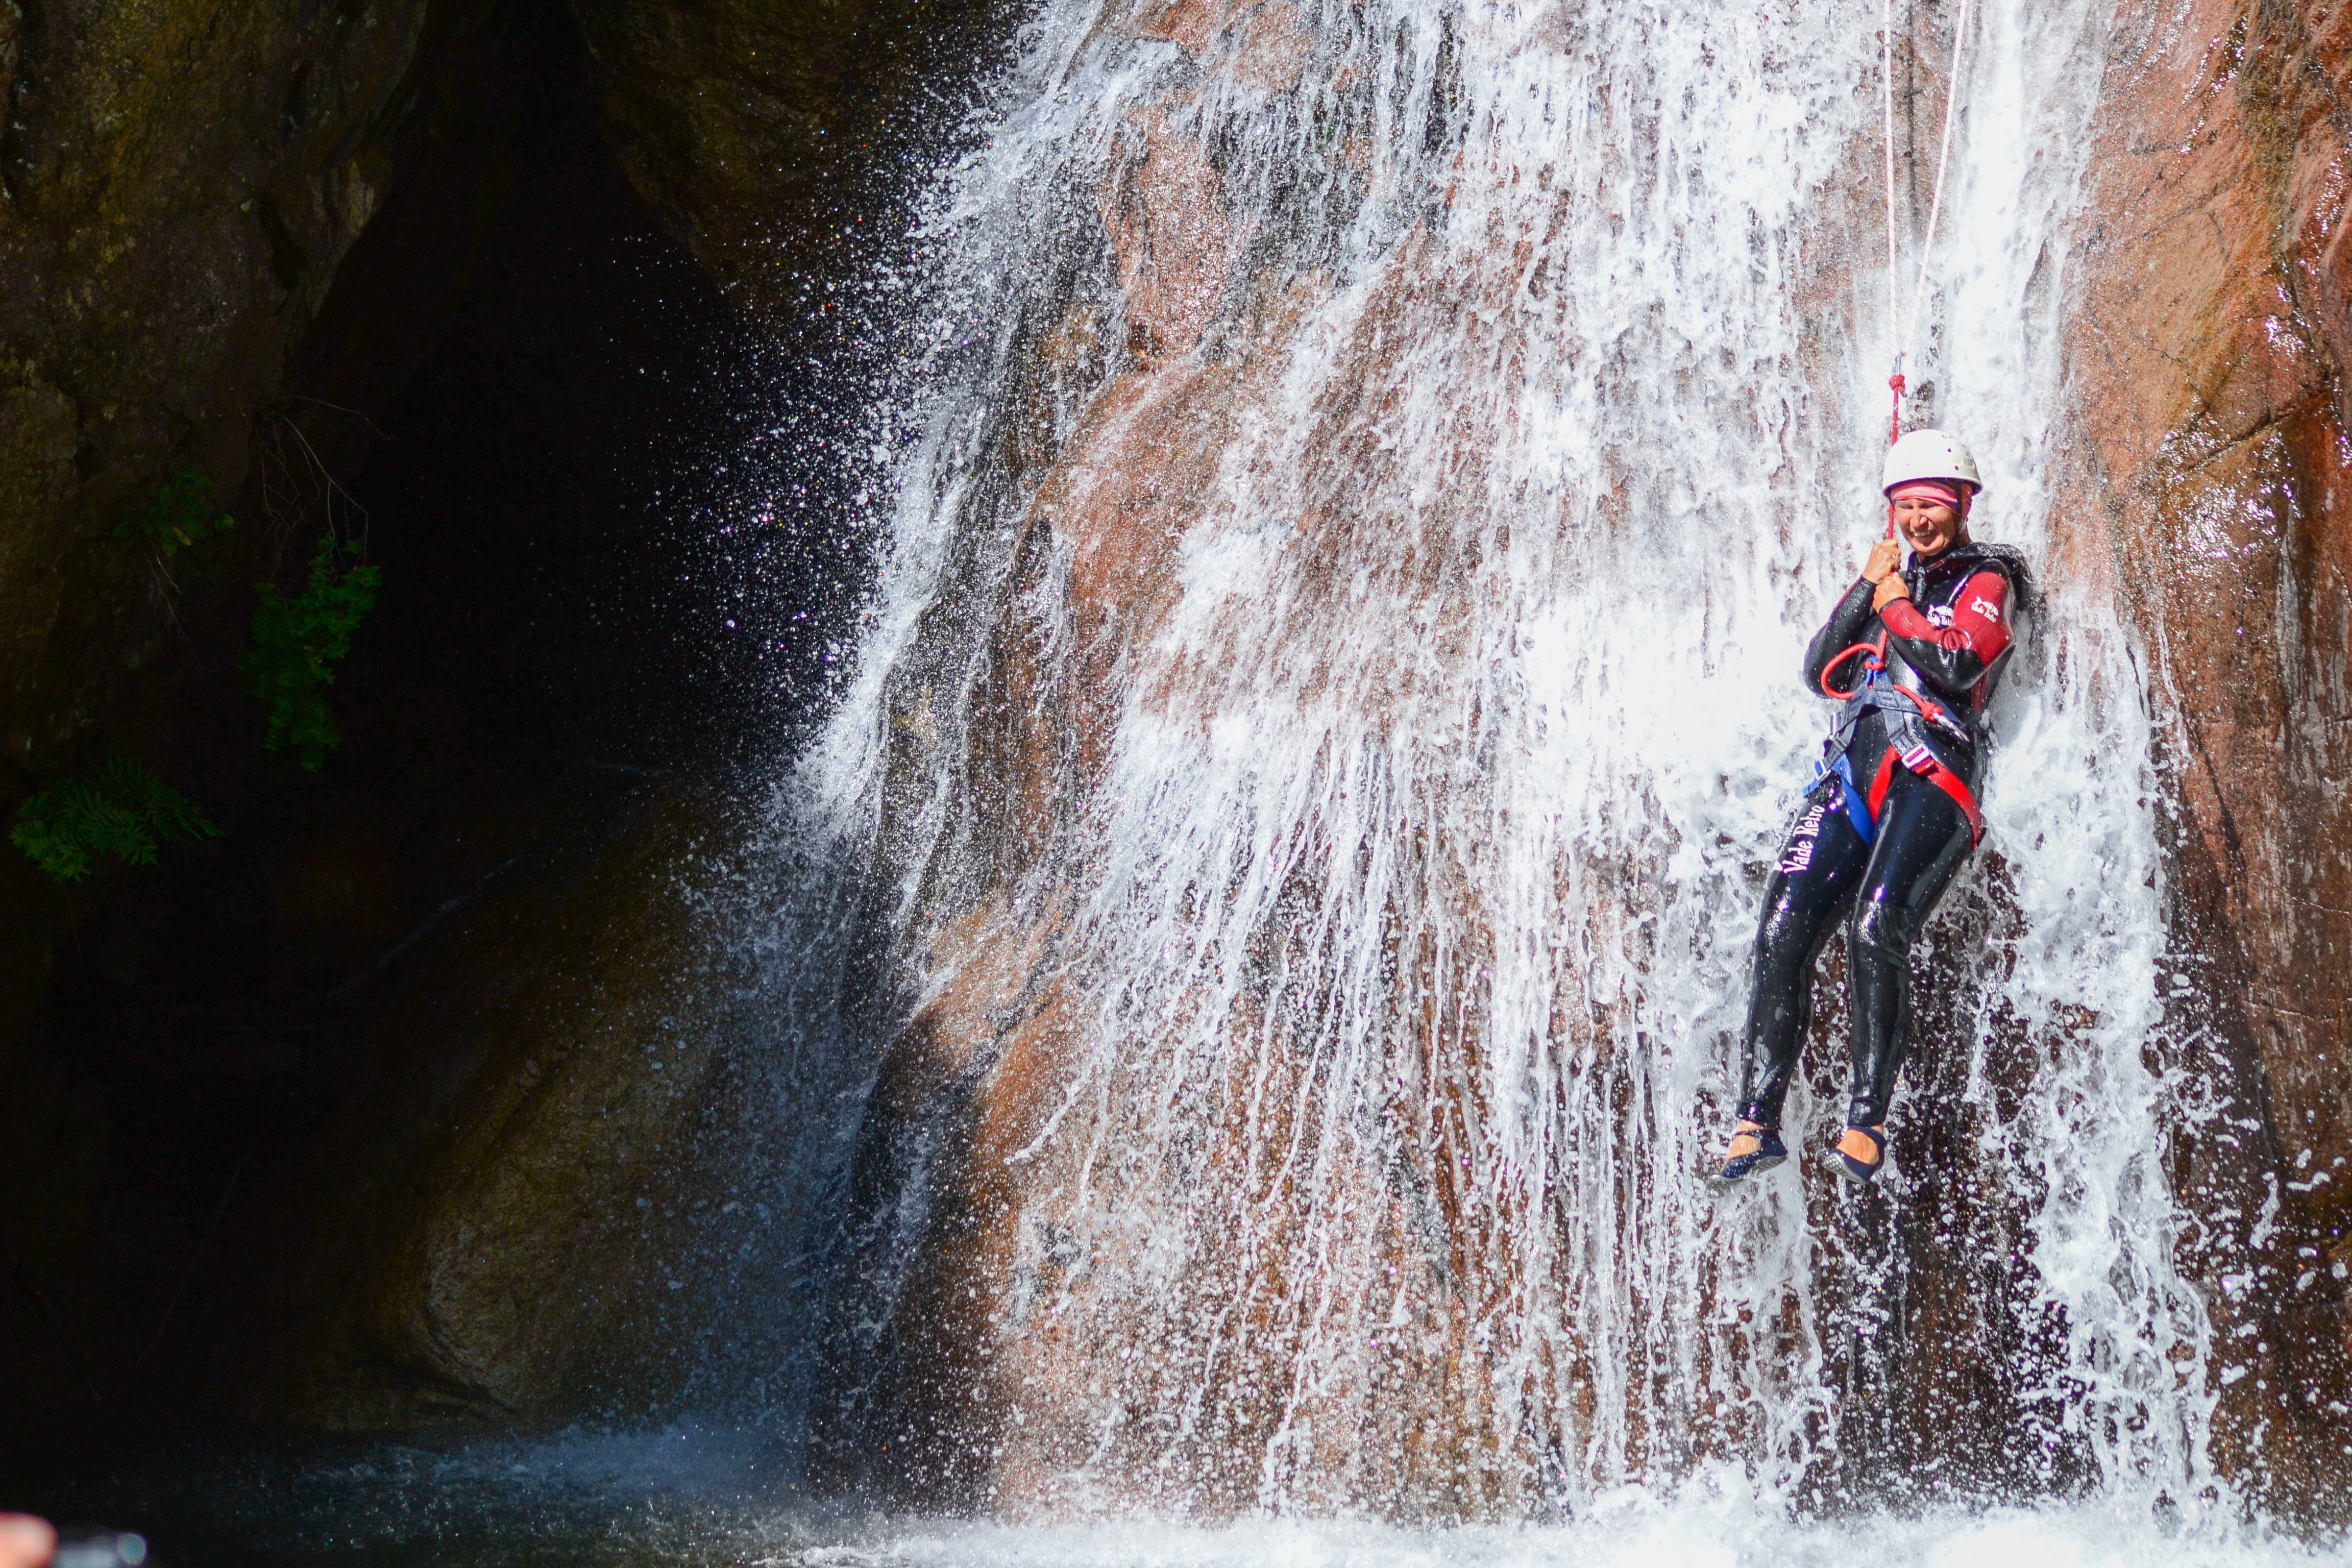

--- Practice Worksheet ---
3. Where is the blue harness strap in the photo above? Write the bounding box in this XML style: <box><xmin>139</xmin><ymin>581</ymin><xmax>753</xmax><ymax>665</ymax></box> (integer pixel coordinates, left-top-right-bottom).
<box><xmin>1830</xmin><ymin>753</ymin><xmax>1876</xmax><ymax>844</ymax></box>
<box><xmin>1816</xmin><ymin>663</ymin><xmax>1885</xmax><ymax>845</ymax></box>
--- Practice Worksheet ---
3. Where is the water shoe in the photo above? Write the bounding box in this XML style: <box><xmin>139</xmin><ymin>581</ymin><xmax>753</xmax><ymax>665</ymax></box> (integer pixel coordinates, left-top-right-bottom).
<box><xmin>1831</xmin><ymin>1123</ymin><xmax>1888</xmax><ymax>1184</ymax></box>
<box><xmin>1711</xmin><ymin>1121</ymin><xmax>1787</xmax><ymax>1187</ymax></box>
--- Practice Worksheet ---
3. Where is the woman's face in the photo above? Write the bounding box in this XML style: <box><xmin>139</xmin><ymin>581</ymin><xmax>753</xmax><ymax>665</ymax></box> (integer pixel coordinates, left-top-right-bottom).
<box><xmin>1893</xmin><ymin>492</ymin><xmax>1966</xmax><ymax>557</ymax></box>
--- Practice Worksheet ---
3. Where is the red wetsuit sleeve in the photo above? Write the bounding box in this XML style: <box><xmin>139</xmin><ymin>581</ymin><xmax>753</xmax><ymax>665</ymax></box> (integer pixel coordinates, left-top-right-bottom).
<box><xmin>1881</xmin><ymin>571</ymin><xmax>2011</xmax><ymax>696</ymax></box>
<box><xmin>1882</xmin><ymin>571</ymin><xmax>2008</xmax><ymax>657</ymax></box>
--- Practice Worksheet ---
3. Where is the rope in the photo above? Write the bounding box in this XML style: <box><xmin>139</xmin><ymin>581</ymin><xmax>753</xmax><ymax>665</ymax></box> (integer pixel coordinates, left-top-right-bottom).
<box><xmin>1880</xmin><ymin>0</ymin><xmax>1905</xmax><ymax>540</ymax></box>
<box><xmin>1906</xmin><ymin>0</ymin><xmax>1973</xmax><ymax>351</ymax></box>
<box><xmin>1821</xmin><ymin>634</ymin><xmax>1889</xmax><ymax>699</ymax></box>
<box><xmin>1877</xmin><ymin>0</ymin><xmax>1974</xmax><ymax>539</ymax></box>
<box><xmin>1880</xmin><ymin>0</ymin><xmax>1900</xmax><ymax>394</ymax></box>
<box><xmin>1879</xmin><ymin>0</ymin><xmax>1975</xmax><ymax>450</ymax></box>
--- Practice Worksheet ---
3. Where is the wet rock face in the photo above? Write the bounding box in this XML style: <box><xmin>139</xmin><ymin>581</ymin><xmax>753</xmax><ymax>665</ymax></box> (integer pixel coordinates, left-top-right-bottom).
<box><xmin>818</xmin><ymin>0</ymin><xmax>2352</xmax><ymax>1529</ymax></box>
<box><xmin>822</xmin><ymin>0</ymin><xmax>1881</xmax><ymax>1516</ymax></box>
<box><xmin>2062</xmin><ymin>0</ymin><xmax>2352</xmax><ymax>1521</ymax></box>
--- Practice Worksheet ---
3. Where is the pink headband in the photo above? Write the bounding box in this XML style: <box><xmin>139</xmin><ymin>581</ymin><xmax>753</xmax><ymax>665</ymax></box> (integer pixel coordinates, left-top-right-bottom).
<box><xmin>1889</xmin><ymin>479</ymin><xmax>1966</xmax><ymax>509</ymax></box>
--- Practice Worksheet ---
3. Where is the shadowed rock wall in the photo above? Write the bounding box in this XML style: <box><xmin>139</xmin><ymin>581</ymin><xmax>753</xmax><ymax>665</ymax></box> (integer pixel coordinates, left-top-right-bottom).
<box><xmin>0</xmin><ymin>0</ymin><xmax>1000</xmax><ymax>792</ymax></box>
<box><xmin>0</xmin><ymin>0</ymin><xmax>533</xmax><ymax>1469</ymax></box>
<box><xmin>573</xmin><ymin>0</ymin><xmax>1013</xmax><ymax>301</ymax></box>
<box><xmin>251</xmin><ymin>780</ymin><xmax>755</xmax><ymax>1428</ymax></box>
<box><xmin>0</xmin><ymin>0</ymin><xmax>479</xmax><ymax>771</ymax></box>
<box><xmin>0</xmin><ymin>0</ymin><xmax>986</xmax><ymax>1471</ymax></box>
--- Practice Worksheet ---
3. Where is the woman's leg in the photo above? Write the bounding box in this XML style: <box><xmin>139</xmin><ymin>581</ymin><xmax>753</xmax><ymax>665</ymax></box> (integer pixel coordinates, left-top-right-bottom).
<box><xmin>1738</xmin><ymin>777</ymin><xmax>1873</xmax><ymax>1127</ymax></box>
<box><xmin>1844</xmin><ymin>768</ymin><xmax>1974</xmax><ymax>1129</ymax></box>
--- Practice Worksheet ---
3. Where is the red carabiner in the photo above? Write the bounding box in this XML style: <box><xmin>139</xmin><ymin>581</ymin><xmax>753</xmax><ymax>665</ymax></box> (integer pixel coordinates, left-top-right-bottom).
<box><xmin>1820</xmin><ymin>635</ymin><xmax>1888</xmax><ymax>700</ymax></box>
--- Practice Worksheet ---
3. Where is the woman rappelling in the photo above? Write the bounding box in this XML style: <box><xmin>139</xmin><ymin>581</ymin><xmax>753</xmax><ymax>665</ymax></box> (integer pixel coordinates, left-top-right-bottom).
<box><xmin>1706</xmin><ymin>0</ymin><xmax>2012</xmax><ymax>1189</ymax></box>
<box><xmin>1712</xmin><ymin>429</ymin><xmax>2030</xmax><ymax>1188</ymax></box>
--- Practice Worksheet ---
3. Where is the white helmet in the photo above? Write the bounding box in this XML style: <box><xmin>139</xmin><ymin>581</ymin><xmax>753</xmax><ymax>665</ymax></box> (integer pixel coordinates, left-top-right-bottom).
<box><xmin>1882</xmin><ymin>428</ymin><xmax>1982</xmax><ymax>495</ymax></box>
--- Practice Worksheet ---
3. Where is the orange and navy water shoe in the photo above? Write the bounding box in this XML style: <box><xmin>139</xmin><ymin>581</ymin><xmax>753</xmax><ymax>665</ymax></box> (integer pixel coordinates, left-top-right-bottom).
<box><xmin>1831</xmin><ymin>1123</ymin><xmax>1888</xmax><ymax>1184</ymax></box>
<box><xmin>1711</xmin><ymin>1120</ymin><xmax>1787</xmax><ymax>1187</ymax></box>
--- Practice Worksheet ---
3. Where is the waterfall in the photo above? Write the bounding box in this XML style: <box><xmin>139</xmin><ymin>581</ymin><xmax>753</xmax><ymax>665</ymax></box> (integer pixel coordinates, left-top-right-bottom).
<box><xmin>770</xmin><ymin>0</ymin><xmax>2224</xmax><ymax>1522</ymax></box>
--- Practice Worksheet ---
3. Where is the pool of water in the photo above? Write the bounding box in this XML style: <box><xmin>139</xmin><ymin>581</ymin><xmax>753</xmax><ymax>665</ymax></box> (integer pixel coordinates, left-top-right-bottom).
<box><xmin>24</xmin><ymin>1430</ymin><xmax>2342</xmax><ymax>1568</ymax></box>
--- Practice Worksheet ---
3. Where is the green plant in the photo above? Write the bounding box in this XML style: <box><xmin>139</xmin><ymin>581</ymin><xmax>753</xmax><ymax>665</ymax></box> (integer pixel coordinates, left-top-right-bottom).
<box><xmin>242</xmin><ymin>534</ymin><xmax>381</xmax><ymax>771</ymax></box>
<box><xmin>10</xmin><ymin>760</ymin><xmax>220</xmax><ymax>884</ymax></box>
<box><xmin>118</xmin><ymin>468</ymin><xmax>234</xmax><ymax>558</ymax></box>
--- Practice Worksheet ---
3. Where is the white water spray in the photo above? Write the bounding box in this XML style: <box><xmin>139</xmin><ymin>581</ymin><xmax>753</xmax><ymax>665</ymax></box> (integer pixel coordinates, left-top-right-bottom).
<box><xmin>781</xmin><ymin>0</ymin><xmax>2224</xmax><ymax>1523</ymax></box>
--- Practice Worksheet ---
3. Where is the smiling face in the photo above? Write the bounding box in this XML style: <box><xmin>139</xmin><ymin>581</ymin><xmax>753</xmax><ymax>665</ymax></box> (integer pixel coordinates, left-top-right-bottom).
<box><xmin>1892</xmin><ymin>492</ymin><xmax>1968</xmax><ymax>558</ymax></box>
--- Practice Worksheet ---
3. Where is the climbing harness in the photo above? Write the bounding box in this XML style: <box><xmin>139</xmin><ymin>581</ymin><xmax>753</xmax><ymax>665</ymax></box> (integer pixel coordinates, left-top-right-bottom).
<box><xmin>1813</xmin><ymin>633</ymin><xmax>1984</xmax><ymax>849</ymax></box>
<box><xmin>1879</xmin><ymin>0</ymin><xmax>1976</xmax><ymax>515</ymax></box>
<box><xmin>1813</xmin><ymin>545</ymin><xmax>2008</xmax><ymax>851</ymax></box>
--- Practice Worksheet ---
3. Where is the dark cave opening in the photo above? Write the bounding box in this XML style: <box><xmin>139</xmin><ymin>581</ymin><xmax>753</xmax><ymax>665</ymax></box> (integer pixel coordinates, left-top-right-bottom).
<box><xmin>2</xmin><ymin>0</ymin><xmax>876</xmax><ymax>1485</ymax></box>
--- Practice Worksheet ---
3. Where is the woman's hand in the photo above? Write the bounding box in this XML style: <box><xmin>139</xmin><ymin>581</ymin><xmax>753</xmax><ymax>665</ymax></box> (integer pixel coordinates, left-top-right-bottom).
<box><xmin>1863</xmin><ymin>537</ymin><xmax>1909</xmax><ymax>611</ymax></box>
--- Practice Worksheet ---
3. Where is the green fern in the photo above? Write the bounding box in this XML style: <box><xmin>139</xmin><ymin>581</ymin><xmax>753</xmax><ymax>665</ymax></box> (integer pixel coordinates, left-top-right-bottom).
<box><xmin>117</xmin><ymin>468</ymin><xmax>234</xmax><ymax>558</ymax></box>
<box><xmin>10</xmin><ymin>760</ymin><xmax>220</xmax><ymax>884</ymax></box>
<box><xmin>243</xmin><ymin>534</ymin><xmax>381</xmax><ymax>771</ymax></box>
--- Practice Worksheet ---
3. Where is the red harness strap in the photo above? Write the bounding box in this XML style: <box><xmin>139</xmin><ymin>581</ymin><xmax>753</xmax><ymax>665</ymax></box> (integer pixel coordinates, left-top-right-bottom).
<box><xmin>1865</xmin><ymin>743</ymin><xmax>1984</xmax><ymax>847</ymax></box>
<box><xmin>1825</xmin><ymin>633</ymin><xmax>1987</xmax><ymax>849</ymax></box>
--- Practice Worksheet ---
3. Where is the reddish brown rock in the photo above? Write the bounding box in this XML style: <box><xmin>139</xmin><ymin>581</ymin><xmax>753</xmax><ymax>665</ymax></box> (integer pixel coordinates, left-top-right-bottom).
<box><xmin>2060</xmin><ymin>0</ymin><xmax>2352</xmax><ymax>1524</ymax></box>
<box><xmin>816</xmin><ymin>27</ymin><xmax>2046</xmax><ymax>1514</ymax></box>
<box><xmin>823</xmin><ymin>0</ymin><xmax>2352</xmax><ymax>1528</ymax></box>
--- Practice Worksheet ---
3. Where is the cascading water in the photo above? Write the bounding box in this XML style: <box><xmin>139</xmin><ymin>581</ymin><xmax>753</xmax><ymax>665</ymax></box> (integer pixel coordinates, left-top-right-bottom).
<box><xmin>756</xmin><ymin>0</ymin><xmax>2227</xmax><ymax>1531</ymax></box>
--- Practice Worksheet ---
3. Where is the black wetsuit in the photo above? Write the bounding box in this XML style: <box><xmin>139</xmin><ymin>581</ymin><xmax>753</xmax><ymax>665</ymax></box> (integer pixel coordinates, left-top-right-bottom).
<box><xmin>1738</xmin><ymin>542</ymin><xmax>2029</xmax><ymax>1131</ymax></box>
